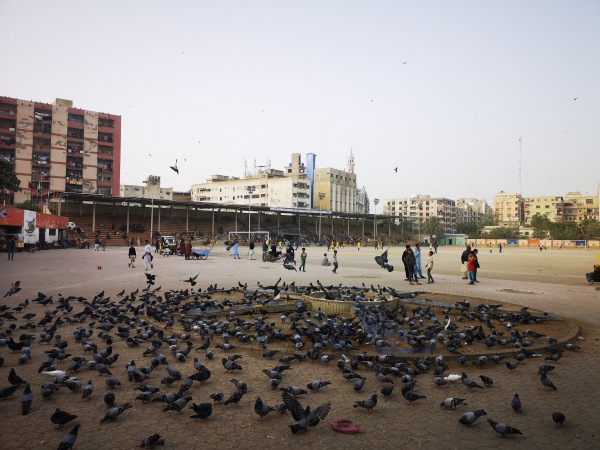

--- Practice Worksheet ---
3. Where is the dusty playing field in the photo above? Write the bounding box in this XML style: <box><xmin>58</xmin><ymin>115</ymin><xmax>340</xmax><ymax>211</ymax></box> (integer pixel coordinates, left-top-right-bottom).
<box><xmin>0</xmin><ymin>245</ymin><xmax>598</xmax><ymax>449</ymax></box>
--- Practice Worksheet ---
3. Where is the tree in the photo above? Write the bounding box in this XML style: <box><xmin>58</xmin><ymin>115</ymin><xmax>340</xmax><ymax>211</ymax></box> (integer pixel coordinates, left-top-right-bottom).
<box><xmin>0</xmin><ymin>160</ymin><xmax>21</xmax><ymax>192</ymax></box>
<box><xmin>421</xmin><ymin>216</ymin><xmax>445</xmax><ymax>237</ymax></box>
<box><xmin>550</xmin><ymin>221</ymin><xmax>582</xmax><ymax>240</ymax></box>
<box><xmin>487</xmin><ymin>226</ymin><xmax>520</xmax><ymax>239</ymax></box>
<box><xmin>580</xmin><ymin>219</ymin><xmax>600</xmax><ymax>240</ymax></box>
<box><xmin>530</xmin><ymin>213</ymin><xmax>552</xmax><ymax>239</ymax></box>
<box><xmin>455</xmin><ymin>221</ymin><xmax>479</xmax><ymax>236</ymax></box>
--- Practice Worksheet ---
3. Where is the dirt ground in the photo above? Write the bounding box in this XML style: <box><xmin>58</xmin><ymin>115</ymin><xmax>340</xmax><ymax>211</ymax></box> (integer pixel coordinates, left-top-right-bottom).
<box><xmin>0</xmin><ymin>244</ymin><xmax>598</xmax><ymax>449</ymax></box>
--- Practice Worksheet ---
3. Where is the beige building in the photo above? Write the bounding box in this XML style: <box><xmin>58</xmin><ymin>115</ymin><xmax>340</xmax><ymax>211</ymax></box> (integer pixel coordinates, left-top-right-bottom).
<box><xmin>313</xmin><ymin>151</ymin><xmax>358</xmax><ymax>213</ymax></box>
<box><xmin>383</xmin><ymin>195</ymin><xmax>457</xmax><ymax>234</ymax></box>
<box><xmin>562</xmin><ymin>191</ymin><xmax>598</xmax><ymax>222</ymax></box>
<box><xmin>120</xmin><ymin>175</ymin><xmax>173</xmax><ymax>201</ymax></box>
<box><xmin>523</xmin><ymin>196</ymin><xmax>564</xmax><ymax>223</ymax></box>
<box><xmin>493</xmin><ymin>192</ymin><xmax>524</xmax><ymax>225</ymax></box>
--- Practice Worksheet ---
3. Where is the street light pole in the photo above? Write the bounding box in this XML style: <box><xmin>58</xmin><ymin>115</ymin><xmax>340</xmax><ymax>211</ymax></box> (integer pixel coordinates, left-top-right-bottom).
<box><xmin>247</xmin><ymin>185</ymin><xmax>255</xmax><ymax>236</ymax></box>
<box><xmin>318</xmin><ymin>192</ymin><xmax>325</xmax><ymax>243</ymax></box>
<box><xmin>374</xmin><ymin>198</ymin><xmax>380</xmax><ymax>240</ymax></box>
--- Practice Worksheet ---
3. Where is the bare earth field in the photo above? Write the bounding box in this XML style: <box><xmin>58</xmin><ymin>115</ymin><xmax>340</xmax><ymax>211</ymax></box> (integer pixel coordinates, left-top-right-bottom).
<box><xmin>0</xmin><ymin>244</ymin><xmax>598</xmax><ymax>450</ymax></box>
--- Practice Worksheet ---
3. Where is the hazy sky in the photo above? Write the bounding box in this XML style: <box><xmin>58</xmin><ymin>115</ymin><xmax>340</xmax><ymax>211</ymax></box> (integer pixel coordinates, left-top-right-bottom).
<box><xmin>2</xmin><ymin>1</ymin><xmax>599</xmax><ymax>207</ymax></box>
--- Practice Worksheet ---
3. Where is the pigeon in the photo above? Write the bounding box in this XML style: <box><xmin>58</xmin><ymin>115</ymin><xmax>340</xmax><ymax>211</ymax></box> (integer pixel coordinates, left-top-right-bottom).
<box><xmin>8</xmin><ymin>368</ymin><xmax>26</xmax><ymax>386</ymax></box>
<box><xmin>479</xmin><ymin>375</ymin><xmax>494</xmax><ymax>387</ymax></box>
<box><xmin>224</xmin><ymin>390</ymin><xmax>245</xmax><ymax>406</ymax></box>
<box><xmin>487</xmin><ymin>418</ymin><xmax>523</xmax><ymax>436</ymax></box>
<box><xmin>511</xmin><ymin>394</ymin><xmax>522</xmax><ymax>413</ymax></box>
<box><xmin>263</xmin><ymin>350</ymin><xmax>280</xmax><ymax>358</ymax></box>
<box><xmin>540</xmin><ymin>372</ymin><xmax>557</xmax><ymax>390</ymax></box>
<box><xmin>4</xmin><ymin>281</ymin><xmax>21</xmax><ymax>297</ymax></box>
<box><xmin>0</xmin><ymin>384</ymin><xmax>19</xmax><ymax>399</ymax></box>
<box><xmin>141</xmin><ymin>434</ymin><xmax>165</xmax><ymax>448</ymax></box>
<box><xmin>222</xmin><ymin>358</ymin><xmax>242</xmax><ymax>372</ymax></box>
<box><xmin>307</xmin><ymin>380</ymin><xmax>331</xmax><ymax>392</ymax></box>
<box><xmin>505</xmin><ymin>361</ymin><xmax>520</xmax><ymax>371</ymax></box>
<box><xmin>190</xmin><ymin>402</ymin><xmax>213</xmax><ymax>419</ymax></box>
<box><xmin>181</xmin><ymin>274</ymin><xmax>199</xmax><ymax>286</ymax></box>
<box><xmin>380</xmin><ymin>385</ymin><xmax>394</xmax><ymax>398</ymax></box>
<box><xmin>353</xmin><ymin>394</ymin><xmax>377</xmax><ymax>412</ymax></box>
<box><xmin>440</xmin><ymin>397</ymin><xmax>467</xmax><ymax>409</ymax></box>
<box><xmin>461</xmin><ymin>372</ymin><xmax>484</xmax><ymax>389</ymax></box>
<box><xmin>254</xmin><ymin>396</ymin><xmax>276</xmax><ymax>419</ymax></box>
<box><xmin>282</xmin><ymin>390</ymin><xmax>331</xmax><ymax>434</ymax></box>
<box><xmin>280</xmin><ymin>386</ymin><xmax>307</xmax><ymax>397</ymax></box>
<box><xmin>374</xmin><ymin>249</ymin><xmax>394</xmax><ymax>272</ymax></box>
<box><xmin>100</xmin><ymin>403</ymin><xmax>131</xmax><ymax>423</ymax></box>
<box><xmin>230</xmin><ymin>379</ymin><xmax>247</xmax><ymax>393</ymax></box>
<box><xmin>552</xmin><ymin>412</ymin><xmax>565</xmax><ymax>426</ymax></box>
<box><xmin>104</xmin><ymin>392</ymin><xmax>116</xmax><ymax>407</ymax></box>
<box><xmin>20</xmin><ymin>383</ymin><xmax>32</xmax><ymax>415</ymax></box>
<box><xmin>210</xmin><ymin>392</ymin><xmax>224</xmax><ymax>403</ymax></box>
<box><xmin>105</xmin><ymin>378</ymin><xmax>122</xmax><ymax>389</ymax></box>
<box><xmin>353</xmin><ymin>377</ymin><xmax>367</xmax><ymax>392</ymax></box>
<box><xmin>82</xmin><ymin>380</ymin><xmax>94</xmax><ymax>399</ymax></box>
<box><xmin>403</xmin><ymin>391</ymin><xmax>426</xmax><ymax>404</ymax></box>
<box><xmin>458</xmin><ymin>409</ymin><xmax>487</xmax><ymax>425</ymax></box>
<box><xmin>170</xmin><ymin>159</ymin><xmax>179</xmax><ymax>174</ymax></box>
<box><xmin>145</xmin><ymin>273</ymin><xmax>156</xmax><ymax>286</ymax></box>
<box><xmin>57</xmin><ymin>424</ymin><xmax>81</xmax><ymax>450</ymax></box>
<box><xmin>51</xmin><ymin>408</ymin><xmax>78</xmax><ymax>428</ymax></box>
<box><xmin>151</xmin><ymin>393</ymin><xmax>180</xmax><ymax>404</ymax></box>
<box><xmin>163</xmin><ymin>396</ymin><xmax>192</xmax><ymax>412</ymax></box>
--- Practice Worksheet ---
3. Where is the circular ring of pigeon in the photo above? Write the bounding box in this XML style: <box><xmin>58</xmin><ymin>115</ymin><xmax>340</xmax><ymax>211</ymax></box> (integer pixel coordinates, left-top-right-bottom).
<box><xmin>145</xmin><ymin>283</ymin><xmax>579</xmax><ymax>360</ymax></box>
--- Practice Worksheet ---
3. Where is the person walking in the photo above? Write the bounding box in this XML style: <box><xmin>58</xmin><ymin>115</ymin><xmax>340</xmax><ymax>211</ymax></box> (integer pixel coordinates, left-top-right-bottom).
<box><xmin>332</xmin><ymin>250</ymin><xmax>339</xmax><ymax>273</ymax></box>
<box><xmin>426</xmin><ymin>251</ymin><xmax>434</xmax><ymax>284</ymax></box>
<box><xmin>7</xmin><ymin>236</ymin><xmax>15</xmax><ymax>260</ymax></box>
<box><xmin>248</xmin><ymin>241</ymin><xmax>255</xmax><ymax>260</ymax></box>
<box><xmin>299</xmin><ymin>247</ymin><xmax>307</xmax><ymax>272</ymax></box>
<box><xmin>357</xmin><ymin>241</ymin><xmax>361</xmax><ymax>251</ymax></box>
<box><xmin>185</xmin><ymin>239</ymin><xmax>192</xmax><ymax>260</ymax></box>
<box><xmin>489</xmin><ymin>243</ymin><xmax>493</xmax><ymax>253</ymax></box>
<box><xmin>402</xmin><ymin>245</ymin><xmax>411</xmax><ymax>281</ymax></box>
<box><xmin>414</xmin><ymin>243</ymin><xmax>425</xmax><ymax>279</ymax></box>
<box><xmin>472</xmin><ymin>249</ymin><xmax>480</xmax><ymax>283</ymax></box>
<box><xmin>460</xmin><ymin>245</ymin><xmax>471</xmax><ymax>279</ymax></box>
<box><xmin>232</xmin><ymin>241</ymin><xmax>240</xmax><ymax>259</ymax></box>
<box><xmin>128</xmin><ymin>243</ymin><xmax>136</xmax><ymax>268</ymax></box>
<box><xmin>433</xmin><ymin>242</ymin><xmax>438</xmax><ymax>254</ymax></box>
<box><xmin>94</xmin><ymin>234</ymin><xmax>100</xmax><ymax>251</ymax></box>
<box><xmin>143</xmin><ymin>240</ymin><xmax>153</xmax><ymax>271</ymax></box>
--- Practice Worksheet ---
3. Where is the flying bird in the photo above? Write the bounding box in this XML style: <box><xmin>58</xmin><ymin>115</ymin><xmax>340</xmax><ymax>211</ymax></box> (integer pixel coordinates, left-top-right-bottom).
<box><xmin>170</xmin><ymin>159</ymin><xmax>179</xmax><ymax>175</ymax></box>
<box><xmin>181</xmin><ymin>274</ymin><xmax>199</xmax><ymax>286</ymax></box>
<box><xmin>374</xmin><ymin>249</ymin><xmax>394</xmax><ymax>272</ymax></box>
<box><xmin>282</xmin><ymin>390</ymin><xmax>331</xmax><ymax>434</ymax></box>
<box><xmin>4</xmin><ymin>280</ymin><xmax>21</xmax><ymax>297</ymax></box>
<box><xmin>145</xmin><ymin>273</ymin><xmax>156</xmax><ymax>286</ymax></box>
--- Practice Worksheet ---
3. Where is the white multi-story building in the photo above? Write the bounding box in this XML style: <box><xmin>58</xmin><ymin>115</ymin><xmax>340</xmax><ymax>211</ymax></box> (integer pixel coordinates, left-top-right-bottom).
<box><xmin>383</xmin><ymin>195</ymin><xmax>457</xmax><ymax>233</ymax></box>
<box><xmin>455</xmin><ymin>198</ymin><xmax>492</xmax><ymax>224</ymax></box>
<box><xmin>191</xmin><ymin>154</ymin><xmax>311</xmax><ymax>209</ymax></box>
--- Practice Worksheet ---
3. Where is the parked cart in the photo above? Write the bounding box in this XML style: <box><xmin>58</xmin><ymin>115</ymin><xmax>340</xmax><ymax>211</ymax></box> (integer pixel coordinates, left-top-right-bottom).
<box><xmin>191</xmin><ymin>248</ymin><xmax>211</xmax><ymax>260</ymax></box>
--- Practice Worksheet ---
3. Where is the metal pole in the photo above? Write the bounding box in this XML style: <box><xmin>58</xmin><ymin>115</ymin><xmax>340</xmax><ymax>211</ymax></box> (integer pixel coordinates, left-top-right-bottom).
<box><xmin>150</xmin><ymin>197</ymin><xmax>154</xmax><ymax>242</ymax></box>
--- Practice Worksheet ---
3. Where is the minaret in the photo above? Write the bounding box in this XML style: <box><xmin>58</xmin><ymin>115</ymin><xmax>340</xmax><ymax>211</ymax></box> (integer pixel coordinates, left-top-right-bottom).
<box><xmin>347</xmin><ymin>148</ymin><xmax>355</xmax><ymax>173</ymax></box>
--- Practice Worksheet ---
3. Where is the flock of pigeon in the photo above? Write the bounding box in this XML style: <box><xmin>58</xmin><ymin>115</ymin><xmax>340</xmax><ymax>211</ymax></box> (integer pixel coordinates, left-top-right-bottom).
<box><xmin>0</xmin><ymin>274</ymin><xmax>577</xmax><ymax>448</ymax></box>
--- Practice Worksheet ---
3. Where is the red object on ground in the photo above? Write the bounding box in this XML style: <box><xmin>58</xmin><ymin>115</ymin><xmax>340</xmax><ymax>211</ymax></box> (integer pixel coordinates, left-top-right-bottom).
<box><xmin>330</xmin><ymin>419</ymin><xmax>365</xmax><ymax>434</ymax></box>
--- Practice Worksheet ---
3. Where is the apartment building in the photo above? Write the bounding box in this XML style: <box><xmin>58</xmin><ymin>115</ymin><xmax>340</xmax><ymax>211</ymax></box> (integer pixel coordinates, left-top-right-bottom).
<box><xmin>383</xmin><ymin>195</ymin><xmax>457</xmax><ymax>233</ymax></box>
<box><xmin>523</xmin><ymin>196</ymin><xmax>564</xmax><ymax>223</ymax></box>
<box><xmin>0</xmin><ymin>96</ymin><xmax>121</xmax><ymax>204</ymax></box>
<box><xmin>456</xmin><ymin>198</ymin><xmax>492</xmax><ymax>224</ymax></box>
<box><xmin>562</xmin><ymin>191</ymin><xmax>599</xmax><ymax>222</ymax></box>
<box><xmin>493</xmin><ymin>192</ymin><xmax>524</xmax><ymax>225</ymax></box>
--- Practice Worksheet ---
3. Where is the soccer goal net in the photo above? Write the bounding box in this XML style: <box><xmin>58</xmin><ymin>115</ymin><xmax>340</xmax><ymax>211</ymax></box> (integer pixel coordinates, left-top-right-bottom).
<box><xmin>228</xmin><ymin>231</ymin><xmax>270</xmax><ymax>244</ymax></box>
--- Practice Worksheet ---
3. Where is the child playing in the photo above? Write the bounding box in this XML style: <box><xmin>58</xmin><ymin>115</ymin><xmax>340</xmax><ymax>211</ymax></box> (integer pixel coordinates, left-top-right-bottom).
<box><xmin>426</xmin><ymin>251</ymin><xmax>434</xmax><ymax>283</ymax></box>
<box><xmin>467</xmin><ymin>251</ymin><xmax>476</xmax><ymax>285</ymax></box>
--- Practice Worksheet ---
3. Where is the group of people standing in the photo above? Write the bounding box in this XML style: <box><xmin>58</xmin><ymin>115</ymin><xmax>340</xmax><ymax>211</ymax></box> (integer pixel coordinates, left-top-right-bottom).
<box><xmin>402</xmin><ymin>243</ymin><xmax>435</xmax><ymax>285</ymax></box>
<box><xmin>461</xmin><ymin>245</ymin><xmax>480</xmax><ymax>284</ymax></box>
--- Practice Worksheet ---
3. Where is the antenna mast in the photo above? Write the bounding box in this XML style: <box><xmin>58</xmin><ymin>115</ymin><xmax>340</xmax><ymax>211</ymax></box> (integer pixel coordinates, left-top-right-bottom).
<box><xmin>518</xmin><ymin>136</ymin><xmax>522</xmax><ymax>195</ymax></box>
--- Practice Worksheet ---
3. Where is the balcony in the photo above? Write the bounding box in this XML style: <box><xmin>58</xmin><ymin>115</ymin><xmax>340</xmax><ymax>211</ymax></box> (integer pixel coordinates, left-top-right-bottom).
<box><xmin>67</xmin><ymin>128</ymin><xmax>84</xmax><ymax>140</ymax></box>
<box><xmin>98</xmin><ymin>118</ymin><xmax>114</xmax><ymax>128</ymax></box>
<box><xmin>98</xmin><ymin>133</ymin><xmax>113</xmax><ymax>144</ymax></box>
<box><xmin>0</xmin><ymin>136</ymin><xmax>16</xmax><ymax>147</ymax></box>
<box><xmin>68</xmin><ymin>113</ymin><xmax>84</xmax><ymax>124</ymax></box>
<box><xmin>34</xmin><ymin>123</ymin><xmax>52</xmax><ymax>134</ymax></box>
